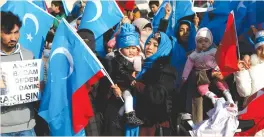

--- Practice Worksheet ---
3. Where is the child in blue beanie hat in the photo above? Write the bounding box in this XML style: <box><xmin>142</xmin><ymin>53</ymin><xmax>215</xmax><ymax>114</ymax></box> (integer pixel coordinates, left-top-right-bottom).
<box><xmin>111</xmin><ymin>23</ymin><xmax>144</xmax><ymax>128</ymax></box>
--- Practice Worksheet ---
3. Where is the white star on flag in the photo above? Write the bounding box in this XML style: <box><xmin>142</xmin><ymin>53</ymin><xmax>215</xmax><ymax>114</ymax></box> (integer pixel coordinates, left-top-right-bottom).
<box><xmin>26</xmin><ymin>33</ymin><xmax>33</xmax><ymax>42</ymax></box>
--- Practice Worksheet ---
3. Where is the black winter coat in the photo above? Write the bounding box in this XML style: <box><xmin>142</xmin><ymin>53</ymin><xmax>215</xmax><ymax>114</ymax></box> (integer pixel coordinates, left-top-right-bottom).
<box><xmin>111</xmin><ymin>51</ymin><xmax>135</xmax><ymax>89</ymax></box>
<box><xmin>135</xmin><ymin>56</ymin><xmax>177</xmax><ymax>126</ymax></box>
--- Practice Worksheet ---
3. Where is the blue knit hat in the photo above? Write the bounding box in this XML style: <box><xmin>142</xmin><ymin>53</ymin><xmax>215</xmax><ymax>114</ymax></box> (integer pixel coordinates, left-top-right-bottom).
<box><xmin>255</xmin><ymin>30</ymin><xmax>264</xmax><ymax>49</ymax></box>
<box><xmin>116</xmin><ymin>23</ymin><xmax>140</xmax><ymax>49</ymax></box>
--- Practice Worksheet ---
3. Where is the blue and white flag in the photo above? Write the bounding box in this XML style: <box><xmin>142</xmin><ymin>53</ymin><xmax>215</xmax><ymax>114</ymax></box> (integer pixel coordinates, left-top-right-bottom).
<box><xmin>234</xmin><ymin>1</ymin><xmax>264</xmax><ymax>35</ymax></box>
<box><xmin>39</xmin><ymin>18</ymin><xmax>106</xmax><ymax>136</ymax></box>
<box><xmin>1</xmin><ymin>1</ymin><xmax>54</xmax><ymax>58</ymax></box>
<box><xmin>79</xmin><ymin>0</ymin><xmax>123</xmax><ymax>39</ymax></box>
<box><xmin>32</xmin><ymin>0</ymin><xmax>48</xmax><ymax>12</ymax></box>
<box><xmin>152</xmin><ymin>0</ymin><xmax>194</xmax><ymax>35</ymax></box>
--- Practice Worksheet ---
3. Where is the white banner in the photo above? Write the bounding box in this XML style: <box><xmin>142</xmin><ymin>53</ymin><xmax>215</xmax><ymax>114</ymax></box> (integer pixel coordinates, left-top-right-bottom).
<box><xmin>0</xmin><ymin>59</ymin><xmax>42</xmax><ymax>106</ymax></box>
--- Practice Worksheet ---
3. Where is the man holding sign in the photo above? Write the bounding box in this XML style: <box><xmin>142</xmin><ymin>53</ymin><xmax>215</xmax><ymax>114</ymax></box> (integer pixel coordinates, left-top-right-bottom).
<box><xmin>0</xmin><ymin>11</ymin><xmax>43</xmax><ymax>136</ymax></box>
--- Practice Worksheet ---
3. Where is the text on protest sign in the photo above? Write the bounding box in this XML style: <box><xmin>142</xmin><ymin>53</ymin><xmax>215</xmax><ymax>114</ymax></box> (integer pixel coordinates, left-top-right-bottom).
<box><xmin>0</xmin><ymin>59</ymin><xmax>42</xmax><ymax>106</ymax></box>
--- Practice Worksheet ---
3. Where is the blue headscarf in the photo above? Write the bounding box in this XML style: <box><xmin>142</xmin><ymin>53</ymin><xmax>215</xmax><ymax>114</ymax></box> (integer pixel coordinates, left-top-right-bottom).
<box><xmin>116</xmin><ymin>23</ymin><xmax>140</xmax><ymax>49</ymax></box>
<box><xmin>170</xmin><ymin>20</ymin><xmax>196</xmax><ymax>86</ymax></box>
<box><xmin>137</xmin><ymin>32</ymin><xmax>172</xmax><ymax>79</ymax></box>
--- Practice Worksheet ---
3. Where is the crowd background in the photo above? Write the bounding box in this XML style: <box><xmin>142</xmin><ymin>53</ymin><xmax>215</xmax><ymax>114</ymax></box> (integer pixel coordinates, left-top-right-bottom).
<box><xmin>1</xmin><ymin>0</ymin><xmax>264</xmax><ymax>136</ymax></box>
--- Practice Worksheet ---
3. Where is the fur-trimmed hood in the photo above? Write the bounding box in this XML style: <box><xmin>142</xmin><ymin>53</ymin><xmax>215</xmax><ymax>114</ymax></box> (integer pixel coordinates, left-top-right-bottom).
<box><xmin>250</xmin><ymin>54</ymin><xmax>264</xmax><ymax>66</ymax></box>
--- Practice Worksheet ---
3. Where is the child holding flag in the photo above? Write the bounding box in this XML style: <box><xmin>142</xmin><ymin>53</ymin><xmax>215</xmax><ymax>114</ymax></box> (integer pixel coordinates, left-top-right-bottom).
<box><xmin>111</xmin><ymin>24</ymin><xmax>144</xmax><ymax>128</ymax></box>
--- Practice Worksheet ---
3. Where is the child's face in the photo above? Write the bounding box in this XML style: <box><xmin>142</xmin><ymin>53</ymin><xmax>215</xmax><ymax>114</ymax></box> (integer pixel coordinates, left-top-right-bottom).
<box><xmin>141</xmin><ymin>27</ymin><xmax>153</xmax><ymax>43</ymax></box>
<box><xmin>256</xmin><ymin>45</ymin><xmax>264</xmax><ymax>60</ymax></box>
<box><xmin>196</xmin><ymin>37</ymin><xmax>211</xmax><ymax>51</ymax></box>
<box><xmin>51</xmin><ymin>4</ymin><xmax>60</xmax><ymax>13</ymax></box>
<box><xmin>150</xmin><ymin>4</ymin><xmax>159</xmax><ymax>14</ymax></box>
<box><xmin>106</xmin><ymin>47</ymin><xmax>113</xmax><ymax>53</ymax></box>
<box><xmin>121</xmin><ymin>46</ymin><xmax>138</xmax><ymax>58</ymax></box>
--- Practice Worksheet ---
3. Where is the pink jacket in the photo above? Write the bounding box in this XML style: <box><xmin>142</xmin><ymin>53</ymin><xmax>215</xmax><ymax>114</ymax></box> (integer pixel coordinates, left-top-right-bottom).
<box><xmin>182</xmin><ymin>48</ymin><xmax>218</xmax><ymax>79</ymax></box>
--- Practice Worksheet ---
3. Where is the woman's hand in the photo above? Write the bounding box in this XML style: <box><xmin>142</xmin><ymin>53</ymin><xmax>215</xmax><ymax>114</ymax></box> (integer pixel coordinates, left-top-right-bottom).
<box><xmin>164</xmin><ymin>2</ymin><xmax>172</xmax><ymax>20</ymax></box>
<box><xmin>131</xmin><ymin>80</ymin><xmax>137</xmax><ymax>86</ymax></box>
<box><xmin>208</xmin><ymin>0</ymin><xmax>214</xmax><ymax>6</ymax></box>
<box><xmin>193</xmin><ymin>14</ymin><xmax>200</xmax><ymax>28</ymax></box>
<box><xmin>111</xmin><ymin>84</ymin><xmax>122</xmax><ymax>98</ymax></box>
<box><xmin>79</xmin><ymin>1</ymin><xmax>86</xmax><ymax>12</ymax></box>
<box><xmin>243</xmin><ymin>54</ymin><xmax>251</xmax><ymax>66</ymax></box>
<box><xmin>237</xmin><ymin>60</ymin><xmax>250</xmax><ymax>71</ymax></box>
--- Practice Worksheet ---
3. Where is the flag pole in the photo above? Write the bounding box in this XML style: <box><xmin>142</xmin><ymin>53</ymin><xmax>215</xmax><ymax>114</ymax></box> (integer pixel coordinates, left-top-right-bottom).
<box><xmin>102</xmin><ymin>69</ymin><xmax>124</xmax><ymax>102</ymax></box>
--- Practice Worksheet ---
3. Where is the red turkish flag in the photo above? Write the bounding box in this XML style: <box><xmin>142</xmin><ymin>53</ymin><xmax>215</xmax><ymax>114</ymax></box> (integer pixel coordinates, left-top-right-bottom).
<box><xmin>72</xmin><ymin>70</ymin><xmax>105</xmax><ymax>133</ymax></box>
<box><xmin>216</xmin><ymin>10</ymin><xmax>239</xmax><ymax>77</ymax></box>
<box><xmin>235</xmin><ymin>90</ymin><xmax>264</xmax><ymax>136</ymax></box>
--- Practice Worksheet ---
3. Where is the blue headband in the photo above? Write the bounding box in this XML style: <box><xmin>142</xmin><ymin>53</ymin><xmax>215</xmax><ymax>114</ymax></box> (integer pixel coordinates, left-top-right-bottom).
<box><xmin>256</xmin><ymin>36</ymin><xmax>264</xmax><ymax>44</ymax></box>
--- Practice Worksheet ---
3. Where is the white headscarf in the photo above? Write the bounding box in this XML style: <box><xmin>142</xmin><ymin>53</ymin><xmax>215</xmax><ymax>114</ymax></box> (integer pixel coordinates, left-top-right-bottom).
<box><xmin>195</xmin><ymin>27</ymin><xmax>213</xmax><ymax>46</ymax></box>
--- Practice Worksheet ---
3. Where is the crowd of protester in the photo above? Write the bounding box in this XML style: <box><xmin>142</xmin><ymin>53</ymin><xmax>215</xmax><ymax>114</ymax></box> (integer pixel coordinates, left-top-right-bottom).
<box><xmin>1</xmin><ymin>0</ymin><xmax>264</xmax><ymax>136</ymax></box>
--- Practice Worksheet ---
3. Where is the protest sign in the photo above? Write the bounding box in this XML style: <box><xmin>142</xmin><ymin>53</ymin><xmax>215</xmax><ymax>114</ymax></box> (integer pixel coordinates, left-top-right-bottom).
<box><xmin>0</xmin><ymin>59</ymin><xmax>42</xmax><ymax>106</ymax></box>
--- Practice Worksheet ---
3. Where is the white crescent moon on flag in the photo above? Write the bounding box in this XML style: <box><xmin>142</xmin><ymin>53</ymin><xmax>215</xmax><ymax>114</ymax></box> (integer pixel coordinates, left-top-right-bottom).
<box><xmin>87</xmin><ymin>0</ymin><xmax>102</xmax><ymax>22</ymax></box>
<box><xmin>50</xmin><ymin>47</ymin><xmax>74</xmax><ymax>80</ymax></box>
<box><xmin>23</xmin><ymin>13</ymin><xmax>39</xmax><ymax>35</ymax></box>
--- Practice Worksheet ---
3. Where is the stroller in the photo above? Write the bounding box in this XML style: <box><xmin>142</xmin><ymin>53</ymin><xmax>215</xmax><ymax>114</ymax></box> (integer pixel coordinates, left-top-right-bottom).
<box><xmin>175</xmin><ymin>92</ymin><xmax>264</xmax><ymax>136</ymax></box>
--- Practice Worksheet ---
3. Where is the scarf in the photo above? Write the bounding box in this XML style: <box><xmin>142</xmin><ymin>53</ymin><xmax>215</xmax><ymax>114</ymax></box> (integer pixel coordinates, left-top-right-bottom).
<box><xmin>136</xmin><ymin>32</ymin><xmax>172</xmax><ymax>79</ymax></box>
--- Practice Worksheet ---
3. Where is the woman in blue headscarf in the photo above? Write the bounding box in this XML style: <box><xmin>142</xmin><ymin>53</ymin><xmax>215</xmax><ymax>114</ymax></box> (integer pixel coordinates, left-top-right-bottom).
<box><xmin>170</xmin><ymin>20</ymin><xmax>200</xmax><ymax>125</ymax></box>
<box><xmin>170</xmin><ymin>20</ymin><xmax>197</xmax><ymax>86</ymax></box>
<box><xmin>157</xmin><ymin>18</ymin><xmax>199</xmax><ymax>125</ymax></box>
<box><xmin>112</xmin><ymin>31</ymin><xmax>177</xmax><ymax>136</ymax></box>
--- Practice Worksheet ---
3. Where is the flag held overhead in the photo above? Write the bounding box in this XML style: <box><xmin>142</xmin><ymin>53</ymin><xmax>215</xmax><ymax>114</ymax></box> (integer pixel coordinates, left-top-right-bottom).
<box><xmin>79</xmin><ymin>0</ymin><xmax>123</xmax><ymax>39</ymax></box>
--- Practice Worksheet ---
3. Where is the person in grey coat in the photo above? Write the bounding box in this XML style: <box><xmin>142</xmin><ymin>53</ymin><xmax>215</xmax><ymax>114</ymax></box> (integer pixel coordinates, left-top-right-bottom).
<box><xmin>1</xmin><ymin>11</ymin><xmax>44</xmax><ymax>136</ymax></box>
